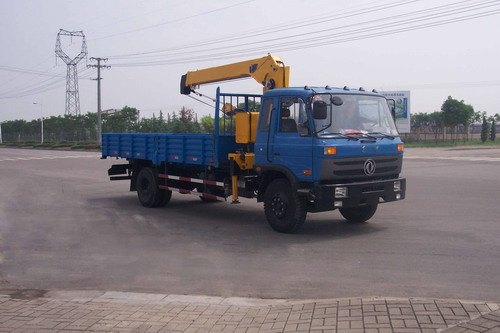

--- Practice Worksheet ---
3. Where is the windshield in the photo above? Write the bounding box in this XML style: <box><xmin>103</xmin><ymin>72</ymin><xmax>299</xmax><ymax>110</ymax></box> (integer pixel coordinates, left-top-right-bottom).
<box><xmin>312</xmin><ymin>94</ymin><xmax>399</xmax><ymax>137</ymax></box>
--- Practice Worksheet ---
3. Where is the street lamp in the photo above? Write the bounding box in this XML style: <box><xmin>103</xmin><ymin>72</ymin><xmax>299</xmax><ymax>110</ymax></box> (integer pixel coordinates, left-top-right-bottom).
<box><xmin>33</xmin><ymin>102</ymin><xmax>43</xmax><ymax>144</ymax></box>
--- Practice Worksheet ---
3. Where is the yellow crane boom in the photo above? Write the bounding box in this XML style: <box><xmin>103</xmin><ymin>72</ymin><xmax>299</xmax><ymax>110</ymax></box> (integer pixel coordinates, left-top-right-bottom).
<box><xmin>180</xmin><ymin>54</ymin><xmax>290</xmax><ymax>94</ymax></box>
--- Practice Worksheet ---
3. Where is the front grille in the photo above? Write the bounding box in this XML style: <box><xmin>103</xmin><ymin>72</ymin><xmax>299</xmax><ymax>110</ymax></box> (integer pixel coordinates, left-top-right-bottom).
<box><xmin>321</xmin><ymin>155</ymin><xmax>403</xmax><ymax>182</ymax></box>
<box><xmin>334</xmin><ymin>166</ymin><xmax>398</xmax><ymax>177</ymax></box>
<box><xmin>333</xmin><ymin>158</ymin><xmax>398</xmax><ymax>166</ymax></box>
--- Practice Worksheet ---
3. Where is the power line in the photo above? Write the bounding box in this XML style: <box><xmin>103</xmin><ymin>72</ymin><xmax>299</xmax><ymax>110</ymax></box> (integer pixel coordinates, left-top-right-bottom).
<box><xmin>111</xmin><ymin>0</ymin><xmax>492</xmax><ymax>64</ymax></box>
<box><xmin>394</xmin><ymin>80</ymin><xmax>500</xmax><ymax>89</ymax></box>
<box><xmin>0</xmin><ymin>54</ymin><xmax>58</xmax><ymax>91</ymax></box>
<box><xmin>106</xmin><ymin>0</ymin><xmax>418</xmax><ymax>59</ymax></box>
<box><xmin>109</xmin><ymin>0</ymin><xmax>500</xmax><ymax>67</ymax></box>
<box><xmin>0</xmin><ymin>65</ymin><xmax>65</xmax><ymax>78</ymax></box>
<box><xmin>91</xmin><ymin>0</ymin><xmax>257</xmax><ymax>42</ymax></box>
<box><xmin>0</xmin><ymin>63</ymin><xmax>91</xmax><ymax>96</ymax></box>
<box><xmin>0</xmin><ymin>66</ymin><xmax>94</xmax><ymax>99</ymax></box>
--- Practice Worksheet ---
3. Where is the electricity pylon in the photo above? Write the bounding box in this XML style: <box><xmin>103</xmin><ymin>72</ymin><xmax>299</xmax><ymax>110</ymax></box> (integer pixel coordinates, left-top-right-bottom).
<box><xmin>55</xmin><ymin>29</ymin><xmax>87</xmax><ymax>116</ymax></box>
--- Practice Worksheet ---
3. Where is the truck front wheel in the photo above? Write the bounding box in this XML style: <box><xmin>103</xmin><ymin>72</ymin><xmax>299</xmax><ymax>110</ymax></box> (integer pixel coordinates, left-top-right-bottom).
<box><xmin>137</xmin><ymin>167</ymin><xmax>171</xmax><ymax>208</ymax></box>
<box><xmin>339</xmin><ymin>203</ymin><xmax>378</xmax><ymax>223</ymax></box>
<box><xmin>264</xmin><ymin>179</ymin><xmax>307</xmax><ymax>233</ymax></box>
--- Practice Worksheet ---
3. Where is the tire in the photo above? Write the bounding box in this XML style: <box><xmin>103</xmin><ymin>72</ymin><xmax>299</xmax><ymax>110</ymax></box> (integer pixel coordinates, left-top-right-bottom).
<box><xmin>264</xmin><ymin>179</ymin><xmax>307</xmax><ymax>233</ymax></box>
<box><xmin>339</xmin><ymin>203</ymin><xmax>378</xmax><ymax>223</ymax></box>
<box><xmin>136</xmin><ymin>167</ymin><xmax>165</xmax><ymax>208</ymax></box>
<box><xmin>157</xmin><ymin>188</ymin><xmax>172</xmax><ymax>207</ymax></box>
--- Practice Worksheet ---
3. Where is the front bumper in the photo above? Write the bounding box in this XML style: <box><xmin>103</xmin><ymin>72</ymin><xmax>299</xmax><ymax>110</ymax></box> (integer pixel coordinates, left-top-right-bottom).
<box><xmin>309</xmin><ymin>178</ymin><xmax>406</xmax><ymax>212</ymax></box>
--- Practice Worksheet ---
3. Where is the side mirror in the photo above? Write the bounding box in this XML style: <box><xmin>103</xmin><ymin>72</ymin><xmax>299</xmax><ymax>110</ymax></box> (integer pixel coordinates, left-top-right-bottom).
<box><xmin>387</xmin><ymin>99</ymin><xmax>396</xmax><ymax>121</ymax></box>
<box><xmin>312</xmin><ymin>100</ymin><xmax>328</xmax><ymax>120</ymax></box>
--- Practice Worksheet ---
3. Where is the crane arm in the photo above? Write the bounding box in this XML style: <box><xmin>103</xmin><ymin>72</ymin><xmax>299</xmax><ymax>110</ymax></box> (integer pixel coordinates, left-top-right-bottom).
<box><xmin>180</xmin><ymin>54</ymin><xmax>290</xmax><ymax>95</ymax></box>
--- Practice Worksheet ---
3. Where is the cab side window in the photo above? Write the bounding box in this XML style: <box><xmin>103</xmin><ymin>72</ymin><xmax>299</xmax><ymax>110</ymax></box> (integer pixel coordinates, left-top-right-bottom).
<box><xmin>279</xmin><ymin>97</ymin><xmax>309</xmax><ymax>136</ymax></box>
<box><xmin>258</xmin><ymin>98</ymin><xmax>273</xmax><ymax>132</ymax></box>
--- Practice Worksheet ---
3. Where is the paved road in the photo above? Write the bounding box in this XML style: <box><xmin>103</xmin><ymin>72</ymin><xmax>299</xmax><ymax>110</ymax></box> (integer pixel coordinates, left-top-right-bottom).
<box><xmin>0</xmin><ymin>147</ymin><xmax>499</xmax><ymax>301</ymax></box>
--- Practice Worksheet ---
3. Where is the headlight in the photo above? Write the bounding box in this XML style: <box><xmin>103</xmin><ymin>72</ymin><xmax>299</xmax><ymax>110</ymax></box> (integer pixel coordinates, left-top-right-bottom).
<box><xmin>394</xmin><ymin>181</ymin><xmax>401</xmax><ymax>192</ymax></box>
<box><xmin>335</xmin><ymin>187</ymin><xmax>348</xmax><ymax>198</ymax></box>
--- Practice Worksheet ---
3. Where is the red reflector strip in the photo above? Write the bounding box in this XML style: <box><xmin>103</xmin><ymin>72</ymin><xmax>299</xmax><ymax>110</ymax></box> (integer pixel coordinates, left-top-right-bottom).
<box><xmin>136</xmin><ymin>153</ymin><xmax>143</xmax><ymax>157</ymax></box>
<box><xmin>124</xmin><ymin>152</ymin><xmax>129</xmax><ymax>155</ymax></box>
<box><xmin>170</xmin><ymin>156</ymin><xmax>179</xmax><ymax>160</ymax></box>
<box><xmin>202</xmin><ymin>193</ymin><xmax>218</xmax><ymax>200</ymax></box>
<box><xmin>188</xmin><ymin>157</ymin><xmax>198</xmax><ymax>161</ymax></box>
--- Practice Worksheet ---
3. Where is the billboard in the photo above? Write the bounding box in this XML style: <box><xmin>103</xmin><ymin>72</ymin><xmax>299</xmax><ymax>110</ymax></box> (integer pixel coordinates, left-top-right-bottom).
<box><xmin>381</xmin><ymin>91</ymin><xmax>411</xmax><ymax>133</ymax></box>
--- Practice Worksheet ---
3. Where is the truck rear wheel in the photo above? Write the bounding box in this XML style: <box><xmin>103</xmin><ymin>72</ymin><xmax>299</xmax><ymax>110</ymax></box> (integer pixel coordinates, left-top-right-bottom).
<box><xmin>264</xmin><ymin>179</ymin><xmax>307</xmax><ymax>233</ymax></box>
<box><xmin>137</xmin><ymin>167</ymin><xmax>169</xmax><ymax>208</ymax></box>
<box><xmin>339</xmin><ymin>203</ymin><xmax>378</xmax><ymax>223</ymax></box>
<box><xmin>157</xmin><ymin>189</ymin><xmax>172</xmax><ymax>207</ymax></box>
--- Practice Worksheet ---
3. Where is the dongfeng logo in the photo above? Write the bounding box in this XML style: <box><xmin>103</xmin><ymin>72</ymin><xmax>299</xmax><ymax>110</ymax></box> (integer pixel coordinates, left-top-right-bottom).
<box><xmin>364</xmin><ymin>159</ymin><xmax>376</xmax><ymax>176</ymax></box>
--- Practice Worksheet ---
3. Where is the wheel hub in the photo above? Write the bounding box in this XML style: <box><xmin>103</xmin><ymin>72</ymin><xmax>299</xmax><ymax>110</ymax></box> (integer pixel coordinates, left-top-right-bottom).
<box><xmin>271</xmin><ymin>195</ymin><xmax>287</xmax><ymax>219</ymax></box>
<box><xmin>139</xmin><ymin>179</ymin><xmax>151</xmax><ymax>197</ymax></box>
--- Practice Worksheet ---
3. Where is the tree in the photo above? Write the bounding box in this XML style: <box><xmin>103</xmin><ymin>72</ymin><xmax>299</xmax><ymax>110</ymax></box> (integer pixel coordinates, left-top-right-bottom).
<box><xmin>102</xmin><ymin>106</ymin><xmax>139</xmax><ymax>133</ymax></box>
<box><xmin>491</xmin><ymin>119</ymin><xmax>496</xmax><ymax>141</ymax></box>
<box><xmin>167</xmin><ymin>107</ymin><xmax>201</xmax><ymax>133</ymax></box>
<box><xmin>481</xmin><ymin>116</ymin><xmax>489</xmax><ymax>143</ymax></box>
<box><xmin>410</xmin><ymin>112</ymin><xmax>433</xmax><ymax>142</ymax></box>
<box><xmin>429</xmin><ymin>111</ymin><xmax>444</xmax><ymax>142</ymax></box>
<box><xmin>473</xmin><ymin>111</ymin><xmax>486</xmax><ymax>124</ymax></box>
<box><xmin>441</xmin><ymin>96</ymin><xmax>474</xmax><ymax>142</ymax></box>
<box><xmin>238</xmin><ymin>101</ymin><xmax>261</xmax><ymax>112</ymax></box>
<box><xmin>200</xmin><ymin>115</ymin><xmax>215</xmax><ymax>133</ymax></box>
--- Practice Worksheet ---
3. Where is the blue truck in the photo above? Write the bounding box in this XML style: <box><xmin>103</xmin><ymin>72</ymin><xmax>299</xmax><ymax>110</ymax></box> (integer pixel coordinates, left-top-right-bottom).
<box><xmin>102</xmin><ymin>55</ymin><xmax>406</xmax><ymax>233</ymax></box>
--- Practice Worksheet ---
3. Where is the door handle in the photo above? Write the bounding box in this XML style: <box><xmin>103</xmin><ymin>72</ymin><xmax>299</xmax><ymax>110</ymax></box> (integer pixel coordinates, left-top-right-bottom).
<box><xmin>274</xmin><ymin>152</ymin><xmax>281</xmax><ymax>156</ymax></box>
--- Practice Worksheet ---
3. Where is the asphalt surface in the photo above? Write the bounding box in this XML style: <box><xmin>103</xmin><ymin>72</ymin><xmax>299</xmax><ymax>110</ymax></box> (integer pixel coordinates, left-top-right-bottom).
<box><xmin>0</xmin><ymin>147</ymin><xmax>499</xmax><ymax>302</ymax></box>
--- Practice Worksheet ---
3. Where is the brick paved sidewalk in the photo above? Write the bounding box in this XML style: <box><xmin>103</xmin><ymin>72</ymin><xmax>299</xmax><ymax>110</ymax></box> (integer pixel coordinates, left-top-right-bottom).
<box><xmin>0</xmin><ymin>290</ymin><xmax>498</xmax><ymax>333</ymax></box>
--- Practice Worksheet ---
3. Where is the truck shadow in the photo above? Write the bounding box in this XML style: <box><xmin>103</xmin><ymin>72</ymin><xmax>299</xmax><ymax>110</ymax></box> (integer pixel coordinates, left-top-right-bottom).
<box><xmin>91</xmin><ymin>194</ymin><xmax>384</xmax><ymax>241</ymax></box>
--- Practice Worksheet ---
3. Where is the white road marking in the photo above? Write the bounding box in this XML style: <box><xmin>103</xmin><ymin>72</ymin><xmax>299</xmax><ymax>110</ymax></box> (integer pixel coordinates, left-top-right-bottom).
<box><xmin>405</xmin><ymin>155</ymin><xmax>500</xmax><ymax>162</ymax></box>
<box><xmin>0</xmin><ymin>155</ymin><xmax>98</xmax><ymax>163</ymax></box>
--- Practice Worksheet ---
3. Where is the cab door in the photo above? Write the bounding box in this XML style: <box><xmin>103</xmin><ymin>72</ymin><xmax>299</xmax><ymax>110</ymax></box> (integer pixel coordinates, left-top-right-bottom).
<box><xmin>270</xmin><ymin>97</ymin><xmax>313</xmax><ymax>182</ymax></box>
<box><xmin>255</xmin><ymin>97</ymin><xmax>276</xmax><ymax>164</ymax></box>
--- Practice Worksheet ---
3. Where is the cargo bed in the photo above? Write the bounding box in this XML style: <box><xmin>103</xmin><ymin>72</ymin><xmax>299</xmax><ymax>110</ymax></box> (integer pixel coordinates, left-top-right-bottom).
<box><xmin>102</xmin><ymin>133</ymin><xmax>242</xmax><ymax>167</ymax></box>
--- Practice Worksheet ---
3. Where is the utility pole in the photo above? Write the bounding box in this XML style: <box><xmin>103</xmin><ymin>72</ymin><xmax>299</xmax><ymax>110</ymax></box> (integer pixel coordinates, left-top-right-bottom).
<box><xmin>88</xmin><ymin>57</ymin><xmax>110</xmax><ymax>145</ymax></box>
<box><xmin>33</xmin><ymin>102</ymin><xmax>44</xmax><ymax>144</ymax></box>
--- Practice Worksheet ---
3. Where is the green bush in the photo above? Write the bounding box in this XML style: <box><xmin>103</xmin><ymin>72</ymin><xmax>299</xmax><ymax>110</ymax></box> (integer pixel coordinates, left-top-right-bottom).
<box><xmin>52</xmin><ymin>143</ymin><xmax>73</xmax><ymax>148</ymax></box>
<box><xmin>481</xmin><ymin>116</ymin><xmax>489</xmax><ymax>143</ymax></box>
<box><xmin>491</xmin><ymin>121</ymin><xmax>496</xmax><ymax>141</ymax></box>
<box><xmin>33</xmin><ymin>143</ymin><xmax>54</xmax><ymax>148</ymax></box>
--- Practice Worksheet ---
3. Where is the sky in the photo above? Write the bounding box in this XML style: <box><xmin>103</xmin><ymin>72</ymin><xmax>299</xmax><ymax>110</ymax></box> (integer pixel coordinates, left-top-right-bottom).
<box><xmin>0</xmin><ymin>0</ymin><xmax>499</xmax><ymax>122</ymax></box>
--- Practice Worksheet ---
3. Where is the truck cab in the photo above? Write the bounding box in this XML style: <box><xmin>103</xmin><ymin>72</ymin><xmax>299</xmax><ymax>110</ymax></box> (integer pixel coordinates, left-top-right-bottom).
<box><xmin>253</xmin><ymin>86</ymin><xmax>405</xmax><ymax>232</ymax></box>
